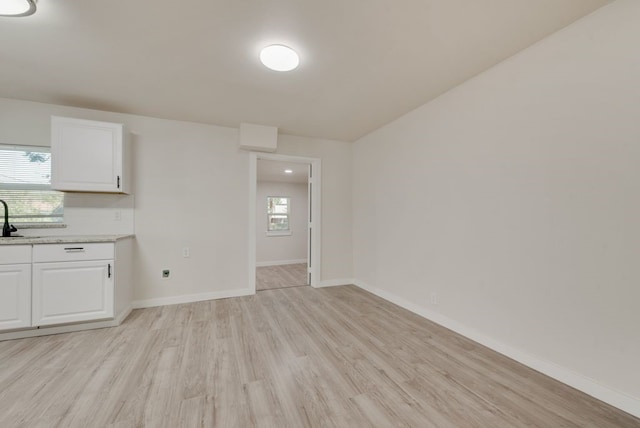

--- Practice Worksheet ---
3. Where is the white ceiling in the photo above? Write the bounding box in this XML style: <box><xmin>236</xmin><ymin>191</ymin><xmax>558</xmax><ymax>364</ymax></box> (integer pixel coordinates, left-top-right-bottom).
<box><xmin>257</xmin><ymin>160</ymin><xmax>308</xmax><ymax>184</ymax></box>
<box><xmin>0</xmin><ymin>0</ymin><xmax>611</xmax><ymax>142</ymax></box>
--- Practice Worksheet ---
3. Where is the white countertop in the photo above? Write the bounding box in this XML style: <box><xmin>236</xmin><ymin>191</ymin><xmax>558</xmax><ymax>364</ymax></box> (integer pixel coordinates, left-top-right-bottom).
<box><xmin>0</xmin><ymin>234</ymin><xmax>134</xmax><ymax>246</ymax></box>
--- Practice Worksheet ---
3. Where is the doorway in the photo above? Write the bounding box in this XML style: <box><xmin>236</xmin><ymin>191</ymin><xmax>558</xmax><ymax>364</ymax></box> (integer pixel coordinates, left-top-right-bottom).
<box><xmin>249</xmin><ymin>153</ymin><xmax>321</xmax><ymax>293</ymax></box>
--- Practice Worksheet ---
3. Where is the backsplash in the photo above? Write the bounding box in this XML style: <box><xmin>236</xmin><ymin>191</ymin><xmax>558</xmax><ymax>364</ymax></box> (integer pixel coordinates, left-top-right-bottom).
<box><xmin>17</xmin><ymin>193</ymin><xmax>134</xmax><ymax>237</ymax></box>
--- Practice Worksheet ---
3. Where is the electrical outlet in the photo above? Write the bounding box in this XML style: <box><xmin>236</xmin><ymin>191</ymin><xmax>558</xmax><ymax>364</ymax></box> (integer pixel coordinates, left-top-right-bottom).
<box><xmin>182</xmin><ymin>247</ymin><xmax>190</xmax><ymax>258</ymax></box>
<box><xmin>430</xmin><ymin>292</ymin><xmax>439</xmax><ymax>305</ymax></box>
<box><xmin>162</xmin><ymin>269</ymin><xmax>170</xmax><ymax>278</ymax></box>
<box><xmin>114</xmin><ymin>210</ymin><xmax>122</xmax><ymax>221</ymax></box>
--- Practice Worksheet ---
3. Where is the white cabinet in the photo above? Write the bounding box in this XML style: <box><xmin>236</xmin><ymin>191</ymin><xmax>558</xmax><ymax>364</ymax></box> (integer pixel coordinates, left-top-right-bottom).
<box><xmin>0</xmin><ymin>238</ymin><xmax>133</xmax><ymax>339</ymax></box>
<box><xmin>0</xmin><ymin>246</ymin><xmax>32</xmax><ymax>331</ymax></box>
<box><xmin>32</xmin><ymin>260</ymin><xmax>113</xmax><ymax>326</ymax></box>
<box><xmin>32</xmin><ymin>243</ymin><xmax>114</xmax><ymax>326</ymax></box>
<box><xmin>51</xmin><ymin>116</ymin><xmax>131</xmax><ymax>194</ymax></box>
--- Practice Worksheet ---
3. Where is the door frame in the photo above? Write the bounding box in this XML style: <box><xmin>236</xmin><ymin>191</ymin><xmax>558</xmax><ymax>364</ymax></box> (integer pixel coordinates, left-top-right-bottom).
<box><xmin>249</xmin><ymin>152</ymin><xmax>322</xmax><ymax>293</ymax></box>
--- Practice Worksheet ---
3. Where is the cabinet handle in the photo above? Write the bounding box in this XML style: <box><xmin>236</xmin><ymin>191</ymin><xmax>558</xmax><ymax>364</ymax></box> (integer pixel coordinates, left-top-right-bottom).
<box><xmin>108</xmin><ymin>263</ymin><xmax>112</xmax><ymax>278</ymax></box>
<box><xmin>64</xmin><ymin>247</ymin><xmax>85</xmax><ymax>252</ymax></box>
<box><xmin>117</xmin><ymin>176</ymin><xmax>120</xmax><ymax>189</ymax></box>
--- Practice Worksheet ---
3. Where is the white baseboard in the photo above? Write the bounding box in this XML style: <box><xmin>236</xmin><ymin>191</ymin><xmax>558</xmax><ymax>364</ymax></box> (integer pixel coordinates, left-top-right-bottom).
<box><xmin>316</xmin><ymin>278</ymin><xmax>356</xmax><ymax>288</ymax></box>
<box><xmin>132</xmin><ymin>288</ymin><xmax>254</xmax><ymax>309</ymax></box>
<box><xmin>256</xmin><ymin>259</ymin><xmax>307</xmax><ymax>267</ymax></box>
<box><xmin>116</xmin><ymin>306</ymin><xmax>133</xmax><ymax>324</ymax></box>
<box><xmin>352</xmin><ymin>279</ymin><xmax>640</xmax><ymax>418</ymax></box>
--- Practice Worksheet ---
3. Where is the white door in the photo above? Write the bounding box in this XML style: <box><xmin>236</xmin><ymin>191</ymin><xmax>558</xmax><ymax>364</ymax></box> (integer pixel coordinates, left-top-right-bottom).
<box><xmin>307</xmin><ymin>164</ymin><xmax>313</xmax><ymax>285</ymax></box>
<box><xmin>32</xmin><ymin>260</ymin><xmax>114</xmax><ymax>326</ymax></box>
<box><xmin>0</xmin><ymin>264</ymin><xmax>31</xmax><ymax>331</ymax></box>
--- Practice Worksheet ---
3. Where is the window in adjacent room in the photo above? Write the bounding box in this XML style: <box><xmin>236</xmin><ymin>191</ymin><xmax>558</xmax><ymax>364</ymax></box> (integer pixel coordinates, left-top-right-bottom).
<box><xmin>267</xmin><ymin>196</ymin><xmax>290</xmax><ymax>236</ymax></box>
<box><xmin>0</xmin><ymin>145</ymin><xmax>64</xmax><ymax>224</ymax></box>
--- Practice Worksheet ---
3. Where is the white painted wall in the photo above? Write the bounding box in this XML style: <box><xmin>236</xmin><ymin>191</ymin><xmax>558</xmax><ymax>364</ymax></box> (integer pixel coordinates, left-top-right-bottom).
<box><xmin>276</xmin><ymin>135</ymin><xmax>353</xmax><ymax>283</ymax></box>
<box><xmin>256</xmin><ymin>181</ymin><xmax>308</xmax><ymax>265</ymax></box>
<box><xmin>353</xmin><ymin>0</ymin><xmax>640</xmax><ymax>414</ymax></box>
<box><xmin>0</xmin><ymin>97</ymin><xmax>353</xmax><ymax>303</ymax></box>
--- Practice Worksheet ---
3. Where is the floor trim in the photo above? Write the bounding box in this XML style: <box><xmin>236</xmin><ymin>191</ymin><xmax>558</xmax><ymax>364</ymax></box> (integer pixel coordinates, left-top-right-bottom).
<box><xmin>132</xmin><ymin>288</ymin><xmax>254</xmax><ymax>309</ymax></box>
<box><xmin>256</xmin><ymin>259</ymin><xmax>307</xmax><ymax>267</ymax></box>
<box><xmin>352</xmin><ymin>279</ymin><xmax>640</xmax><ymax>418</ymax></box>
<box><xmin>316</xmin><ymin>278</ymin><xmax>355</xmax><ymax>288</ymax></box>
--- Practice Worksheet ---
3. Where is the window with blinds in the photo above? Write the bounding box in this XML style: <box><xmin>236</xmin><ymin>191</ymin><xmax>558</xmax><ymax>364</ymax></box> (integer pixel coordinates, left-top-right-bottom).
<box><xmin>0</xmin><ymin>145</ymin><xmax>64</xmax><ymax>224</ymax></box>
<box><xmin>267</xmin><ymin>196</ymin><xmax>290</xmax><ymax>232</ymax></box>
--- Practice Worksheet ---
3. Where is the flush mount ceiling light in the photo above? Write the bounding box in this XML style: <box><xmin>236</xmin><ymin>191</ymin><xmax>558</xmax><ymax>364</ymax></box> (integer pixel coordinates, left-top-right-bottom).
<box><xmin>0</xmin><ymin>0</ymin><xmax>37</xmax><ymax>17</ymax></box>
<box><xmin>284</xmin><ymin>169</ymin><xmax>293</xmax><ymax>174</ymax></box>
<box><xmin>260</xmin><ymin>45</ymin><xmax>299</xmax><ymax>72</ymax></box>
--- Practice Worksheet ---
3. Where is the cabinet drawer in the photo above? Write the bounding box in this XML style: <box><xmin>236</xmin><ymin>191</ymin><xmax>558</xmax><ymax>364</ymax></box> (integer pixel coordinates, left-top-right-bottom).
<box><xmin>33</xmin><ymin>243</ymin><xmax>114</xmax><ymax>263</ymax></box>
<box><xmin>0</xmin><ymin>245</ymin><xmax>32</xmax><ymax>265</ymax></box>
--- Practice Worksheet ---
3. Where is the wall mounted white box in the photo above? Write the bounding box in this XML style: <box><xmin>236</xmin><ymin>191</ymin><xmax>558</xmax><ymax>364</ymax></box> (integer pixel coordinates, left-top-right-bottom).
<box><xmin>239</xmin><ymin>123</ymin><xmax>278</xmax><ymax>152</ymax></box>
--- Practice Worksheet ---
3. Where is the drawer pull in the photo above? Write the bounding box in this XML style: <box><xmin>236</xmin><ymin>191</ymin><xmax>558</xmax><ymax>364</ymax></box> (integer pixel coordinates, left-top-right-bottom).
<box><xmin>64</xmin><ymin>247</ymin><xmax>85</xmax><ymax>252</ymax></box>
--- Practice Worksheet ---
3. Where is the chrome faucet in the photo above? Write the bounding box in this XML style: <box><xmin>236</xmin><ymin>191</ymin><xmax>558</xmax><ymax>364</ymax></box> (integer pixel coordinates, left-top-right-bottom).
<box><xmin>0</xmin><ymin>199</ymin><xmax>17</xmax><ymax>237</ymax></box>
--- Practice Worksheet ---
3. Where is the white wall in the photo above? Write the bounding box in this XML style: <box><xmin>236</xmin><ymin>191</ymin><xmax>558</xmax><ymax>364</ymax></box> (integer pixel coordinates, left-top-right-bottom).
<box><xmin>277</xmin><ymin>134</ymin><xmax>353</xmax><ymax>283</ymax></box>
<box><xmin>353</xmin><ymin>0</ymin><xmax>640</xmax><ymax>414</ymax></box>
<box><xmin>256</xmin><ymin>181</ymin><xmax>308</xmax><ymax>265</ymax></box>
<box><xmin>0</xmin><ymin>97</ymin><xmax>353</xmax><ymax>304</ymax></box>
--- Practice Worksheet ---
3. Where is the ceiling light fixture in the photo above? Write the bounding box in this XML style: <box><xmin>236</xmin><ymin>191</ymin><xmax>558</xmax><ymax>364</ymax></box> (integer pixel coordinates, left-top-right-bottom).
<box><xmin>260</xmin><ymin>45</ymin><xmax>299</xmax><ymax>72</ymax></box>
<box><xmin>0</xmin><ymin>0</ymin><xmax>37</xmax><ymax>17</ymax></box>
<box><xmin>284</xmin><ymin>169</ymin><xmax>293</xmax><ymax>174</ymax></box>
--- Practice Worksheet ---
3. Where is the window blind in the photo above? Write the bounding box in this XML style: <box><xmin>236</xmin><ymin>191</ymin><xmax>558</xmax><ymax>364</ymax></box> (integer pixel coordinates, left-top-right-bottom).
<box><xmin>0</xmin><ymin>145</ymin><xmax>64</xmax><ymax>223</ymax></box>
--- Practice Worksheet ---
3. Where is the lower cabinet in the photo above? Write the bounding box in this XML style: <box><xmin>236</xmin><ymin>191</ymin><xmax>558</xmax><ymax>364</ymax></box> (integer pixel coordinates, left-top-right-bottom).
<box><xmin>0</xmin><ymin>264</ymin><xmax>31</xmax><ymax>330</ymax></box>
<box><xmin>32</xmin><ymin>260</ymin><xmax>114</xmax><ymax>326</ymax></box>
<box><xmin>0</xmin><ymin>245</ymin><xmax>32</xmax><ymax>331</ymax></box>
<box><xmin>0</xmin><ymin>239</ymin><xmax>132</xmax><ymax>338</ymax></box>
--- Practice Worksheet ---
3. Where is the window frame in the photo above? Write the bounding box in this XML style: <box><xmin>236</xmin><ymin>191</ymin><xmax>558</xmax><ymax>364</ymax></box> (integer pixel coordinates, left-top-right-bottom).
<box><xmin>266</xmin><ymin>196</ymin><xmax>291</xmax><ymax>236</ymax></box>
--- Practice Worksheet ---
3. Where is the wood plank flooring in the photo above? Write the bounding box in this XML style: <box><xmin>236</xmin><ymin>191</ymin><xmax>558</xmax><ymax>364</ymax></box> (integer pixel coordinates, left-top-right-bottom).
<box><xmin>256</xmin><ymin>263</ymin><xmax>307</xmax><ymax>291</ymax></box>
<box><xmin>0</xmin><ymin>285</ymin><xmax>638</xmax><ymax>427</ymax></box>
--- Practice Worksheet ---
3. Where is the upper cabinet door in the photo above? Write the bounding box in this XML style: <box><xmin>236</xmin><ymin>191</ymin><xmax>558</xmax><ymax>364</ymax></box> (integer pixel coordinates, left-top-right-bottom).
<box><xmin>51</xmin><ymin>116</ymin><xmax>131</xmax><ymax>194</ymax></box>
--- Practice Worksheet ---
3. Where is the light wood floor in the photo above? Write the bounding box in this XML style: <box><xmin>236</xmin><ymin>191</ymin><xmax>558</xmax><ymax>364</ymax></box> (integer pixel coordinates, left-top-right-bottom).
<box><xmin>256</xmin><ymin>263</ymin><xmax>308</xmax><ymax>291</ymax></box>
<box><xmin>0</xmin><ymin>285</ymin><xmax>637</xmax><ymax>427</ymax></box>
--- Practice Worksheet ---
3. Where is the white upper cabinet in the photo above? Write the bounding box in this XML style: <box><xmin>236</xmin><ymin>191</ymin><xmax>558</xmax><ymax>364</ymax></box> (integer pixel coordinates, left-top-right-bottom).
<box><xmin>51</xmin><ymin>116</ymin><xmax>131</xmax><ymax>194</ymax></box>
